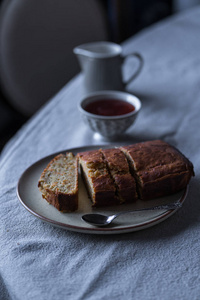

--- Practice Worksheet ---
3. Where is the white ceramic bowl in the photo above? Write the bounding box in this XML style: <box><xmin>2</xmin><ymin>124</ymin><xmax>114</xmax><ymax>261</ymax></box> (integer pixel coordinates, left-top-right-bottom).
<box><xmin>78</xmin><ymin>90</ymin><xmax>141</xmax><ymax>137</ymax></box>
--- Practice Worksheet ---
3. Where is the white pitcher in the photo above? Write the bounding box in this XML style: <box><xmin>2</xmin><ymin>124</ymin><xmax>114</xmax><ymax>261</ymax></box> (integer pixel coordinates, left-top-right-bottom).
<box><xmin>73</xmin><ymin>41</ymin><xmax>143</xmax><ymax>93</ymax></box>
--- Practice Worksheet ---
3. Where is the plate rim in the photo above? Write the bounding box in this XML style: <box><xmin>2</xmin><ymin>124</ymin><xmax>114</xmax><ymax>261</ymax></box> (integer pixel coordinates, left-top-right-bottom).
<box><xmin>16</xmin><ymin>145</ymin><xmax>188</xmax><ymax>235</ymax></box>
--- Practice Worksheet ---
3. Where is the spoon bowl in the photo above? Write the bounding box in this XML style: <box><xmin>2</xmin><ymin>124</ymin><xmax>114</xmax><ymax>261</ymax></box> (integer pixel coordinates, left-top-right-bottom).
<box><xmin>82</xmin><ymin>214</ymin><xmax>116</xmax><ymax>227</ymax></box>
<box><xmin>81</xmin><ymin>201</ymin><xmax>182</xmax><ymax>227</ymax></box>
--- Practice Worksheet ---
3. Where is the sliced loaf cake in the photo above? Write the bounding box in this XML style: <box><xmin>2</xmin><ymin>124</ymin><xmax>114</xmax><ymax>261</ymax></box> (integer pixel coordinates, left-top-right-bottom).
<box><xmin>38</xmin><ymin>140</ymin><xmax>194</xmax><ymax>211</ymax></box>
<box><xmin>78</xmin><ymin>149</ymin><xmax>120</xmax><ymax>207</ymax></box>
<box><xmin>101</xmin><ymin>148</ymin><xmax>137</xmax><ymax>203</ymax></box>
<box><xmin>38</xmin><ymin>152</ymin><xmax>78</xmax><ymax>212</ymax></box>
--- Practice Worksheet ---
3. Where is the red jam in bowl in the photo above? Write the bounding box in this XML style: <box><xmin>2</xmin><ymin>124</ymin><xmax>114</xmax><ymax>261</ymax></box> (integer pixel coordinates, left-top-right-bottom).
<box><xmin>84</xmin><ymin>99</ymin><xmax>135</xmax><ymax>116</ymax></box>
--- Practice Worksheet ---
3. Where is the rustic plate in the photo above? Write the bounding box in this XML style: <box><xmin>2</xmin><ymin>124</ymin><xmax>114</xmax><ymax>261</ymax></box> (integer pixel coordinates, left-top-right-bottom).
<box><xmin>17</xmin><ymin>145</ymin><xmax>188</xmax><ymax>235</ymax></box>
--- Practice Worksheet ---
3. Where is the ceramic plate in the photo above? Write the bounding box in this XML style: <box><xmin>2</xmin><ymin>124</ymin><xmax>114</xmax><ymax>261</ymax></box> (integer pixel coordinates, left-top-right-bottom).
<box><xmin>17</xmin><ymin>145</ymin><xmax>188</xmax><ymax>235</ymax></box>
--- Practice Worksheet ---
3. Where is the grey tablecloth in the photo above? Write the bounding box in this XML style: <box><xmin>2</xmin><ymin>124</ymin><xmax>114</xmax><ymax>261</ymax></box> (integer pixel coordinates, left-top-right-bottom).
<box><xmin>1</xmin><ymin>6</ymin><xmax>200</xmax><ymax>300</ymax></box>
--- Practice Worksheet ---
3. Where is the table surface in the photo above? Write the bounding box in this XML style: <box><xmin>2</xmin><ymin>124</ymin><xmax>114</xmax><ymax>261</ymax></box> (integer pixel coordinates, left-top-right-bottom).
<box><xmin>1</xmin><ymin>6</ymin><xmax>200</xmax><ymax>300</ymax></box>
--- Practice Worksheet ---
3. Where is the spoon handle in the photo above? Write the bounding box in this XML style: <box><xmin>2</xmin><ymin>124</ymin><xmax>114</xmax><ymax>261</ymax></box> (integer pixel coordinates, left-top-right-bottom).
<box><xmin>114</xmin><ymin>201</ymin><xmax>182</xmax><ymax>218</ymax></box>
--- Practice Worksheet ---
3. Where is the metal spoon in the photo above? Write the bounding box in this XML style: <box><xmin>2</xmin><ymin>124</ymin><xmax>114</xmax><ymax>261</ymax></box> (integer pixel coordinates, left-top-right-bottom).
<box><xmin>81</xmin><ymin>201</ymin><xmax>182</xmax><ymax>227</ymax></box>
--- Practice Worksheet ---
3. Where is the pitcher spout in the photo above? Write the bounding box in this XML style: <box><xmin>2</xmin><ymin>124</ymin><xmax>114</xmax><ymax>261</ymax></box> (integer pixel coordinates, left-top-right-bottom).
<box><xmin>73</xmin><ymin>44</ymin><xmax>94</xmax><ymax>70</ymax></box>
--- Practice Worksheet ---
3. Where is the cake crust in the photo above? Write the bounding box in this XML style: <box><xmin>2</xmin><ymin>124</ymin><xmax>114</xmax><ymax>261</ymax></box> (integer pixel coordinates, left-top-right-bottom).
<box><xmin>121</xmin><ymin>140</ymin><xmax>194</xmax><ymax>200</ymax></box>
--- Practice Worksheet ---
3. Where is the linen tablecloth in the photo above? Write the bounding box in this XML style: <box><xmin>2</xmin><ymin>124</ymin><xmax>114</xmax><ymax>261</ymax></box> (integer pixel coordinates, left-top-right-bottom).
<box><xmin>1</xmin><ymin>6</ymin><xmax>200</xmax><ymax>300</ymax></box>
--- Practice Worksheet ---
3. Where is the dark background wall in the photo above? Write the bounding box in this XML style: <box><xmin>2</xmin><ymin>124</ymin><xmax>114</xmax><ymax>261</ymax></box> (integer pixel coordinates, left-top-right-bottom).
<box><xmin>104</xmin><ymin>0</ymin><xmax>173</xmax><ymax>43</ymax></box>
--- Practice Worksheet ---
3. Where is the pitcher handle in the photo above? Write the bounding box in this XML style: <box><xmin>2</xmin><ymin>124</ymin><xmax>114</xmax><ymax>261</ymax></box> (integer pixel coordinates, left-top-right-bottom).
<box><xmin>122</xmin><ymin>52</ymin><xmax>144</xmax><ymax>86</ymax></box>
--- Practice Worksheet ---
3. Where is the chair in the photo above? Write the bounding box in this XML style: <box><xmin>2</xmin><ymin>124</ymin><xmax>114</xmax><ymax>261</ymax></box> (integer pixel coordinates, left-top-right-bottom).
<box><xmin>0</xmin><ymin>0</ymin><xmax>108</xmax><ymax>116</ymax></box>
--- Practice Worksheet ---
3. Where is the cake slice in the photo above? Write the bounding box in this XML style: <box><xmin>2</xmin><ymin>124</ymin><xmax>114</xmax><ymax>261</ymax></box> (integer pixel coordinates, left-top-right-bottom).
<box><xmin>78</xmin><ymin>149</ymin><xmax>119</xmax><ymax>207</ymax></box>
<box><xmin>38</xmin><ymin>152</ymin><xmax>78</xmax><ymax>212</ymax></box>
<box><xmin>121</xmin><ymin>140</ymin><xmax>194</xmax><ymax>200</ymax></box>
<box><xmin>101</xmin><ymin>148</ymin><xmax>138</xmax><ymax>203</ymax></box>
